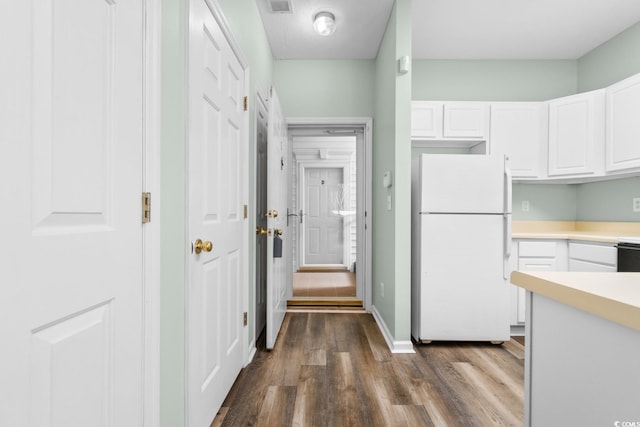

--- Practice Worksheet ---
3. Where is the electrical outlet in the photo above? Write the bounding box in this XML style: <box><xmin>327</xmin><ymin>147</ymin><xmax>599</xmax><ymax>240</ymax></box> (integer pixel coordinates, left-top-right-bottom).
<box><xmin>633</xmin><ymin>197</ymin><xmax>640</xmax><ymax>213</ymax></box>
<box><xmin>522</xmin><ymin>200</ymin><xmax>530</xmax><ymax>212</ymax></box>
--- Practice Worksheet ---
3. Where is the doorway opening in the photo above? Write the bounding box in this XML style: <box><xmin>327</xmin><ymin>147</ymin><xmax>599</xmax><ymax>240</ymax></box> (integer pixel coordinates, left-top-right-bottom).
<box><xmin>285</xmin><ymin>119</ymin><xmax>372</xmax><ymax>311</ymax></box>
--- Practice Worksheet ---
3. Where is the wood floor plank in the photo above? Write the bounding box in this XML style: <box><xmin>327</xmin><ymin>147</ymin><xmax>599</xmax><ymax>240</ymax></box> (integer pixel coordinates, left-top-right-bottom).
<box><xmin>392</xmin><ymin>404</ymin><xmax>435</xmax><ymax>427</ymax></box>
<box><xmin>302</xmin><ymin>311</ymin><xmax>327</xmax><ymax>366</ymax></box>
<box><xmin>255</xmin><ymin>385</ymin><xmax>297</xmax><ymax>427</ymax></box>
<box><xmin>219</xmin><ymin>313</ymin><xmax>523</xmax><ymax>427</ymax></box>
<box><xmin>453</xmin><ymin>362</ymin><xmax>522</xmax><ymax>426</ymax></box>
<box><xmin>329</xmin><ymin>352</ymin><xmax>364</xmax><ymax>426</ymax></box>
<box><xmin>291</xmin><ymin>365</ymin><xmax>328</xmax><ymax>427</ymax></box>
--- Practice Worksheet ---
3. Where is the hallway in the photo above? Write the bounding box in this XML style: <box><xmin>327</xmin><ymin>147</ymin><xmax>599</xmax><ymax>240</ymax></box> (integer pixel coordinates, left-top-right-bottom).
<box><xmin>213</xmin><ymin>313</ymin><xmax>524</xmax><ymax>426</ymax></box>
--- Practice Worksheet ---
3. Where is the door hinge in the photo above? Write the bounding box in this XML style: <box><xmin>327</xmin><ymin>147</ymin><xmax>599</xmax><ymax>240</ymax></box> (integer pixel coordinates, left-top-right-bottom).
<box><xmin>243</xmin><ymin>312</ymin><xmax>248</xmax><ymax>326</ymax></box>
<box><xmin>243</xmin><ymin>96</ymin><xmax>248</xmax><ymax>111</ymax></box>
<box><xmin>244</xmin><ymin>204</ymin><xmax>248</xmax><ymax>219</ymax></box>
<box><xmin>142</xmin><ymin>192</ymin><xmax>151</xmax><ymax>223</ymax></box>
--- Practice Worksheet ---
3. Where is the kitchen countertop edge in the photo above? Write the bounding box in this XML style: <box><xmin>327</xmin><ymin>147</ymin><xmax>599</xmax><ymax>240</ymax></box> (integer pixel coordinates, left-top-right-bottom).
<box><xmin>510</xmin><ymin>271</ymin><xmax>640</xmax><ymax>332</ymax></box>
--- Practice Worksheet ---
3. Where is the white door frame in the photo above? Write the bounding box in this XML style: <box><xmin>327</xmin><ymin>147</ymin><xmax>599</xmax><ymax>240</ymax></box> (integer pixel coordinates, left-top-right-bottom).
<box><xmin>297</xmin><ymin>162</ymin><xmax>351</xmax><ymax>269</ymax></box>
<box><xmin>143</xmin><ymin>0</ymin><xmax>161</xmax><ymax>425</ymax></box>
<box><xmin>287</xmin><ymin>117</ymin><xmax>373</xmax><ymax>310</ymax></box>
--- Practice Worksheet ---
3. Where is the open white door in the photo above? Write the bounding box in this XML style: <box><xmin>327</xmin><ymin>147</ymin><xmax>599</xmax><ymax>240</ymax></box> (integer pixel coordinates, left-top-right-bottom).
<box><xmin>266</xmin><ymin>87</ymin><xmax>289</xmax><ymax>349</ymax></box>
<box><xmin>0</xmin><ymin>1</ymin><xmax>145</xmax><ymax>425</ymax></box>
<box><xmin>187</xmin><ymin>0</ymin><xmax>247</xmax><ymax>424</ymax></box>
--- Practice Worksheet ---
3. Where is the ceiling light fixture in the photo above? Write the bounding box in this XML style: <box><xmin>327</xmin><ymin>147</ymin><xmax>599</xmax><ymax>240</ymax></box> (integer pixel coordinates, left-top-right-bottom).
<box><xmin>313</xmin><ymin>11</ymin><xmax>336</xmax><ymax>36</ymax></box>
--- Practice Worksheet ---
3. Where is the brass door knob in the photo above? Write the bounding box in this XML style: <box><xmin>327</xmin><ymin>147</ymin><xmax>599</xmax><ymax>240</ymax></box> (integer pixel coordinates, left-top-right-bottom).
<box><xmin>256</xmin><ymin>227</ymin><xmax>268</xmax><ymax>235</ymax></box>
<box><xmin>275</xmin><ymin>229</ymin><xmax>283</xmax><ymax>236</ymax></box>
<box><xmin>194</xmin><ymin>239</ymin><xmax>213</xmax><ymax>254</ymax></box>
<box><xmin>266</xmin><ymin>210</ymin><xmax>278</xmax><ymax>218</ymax></box>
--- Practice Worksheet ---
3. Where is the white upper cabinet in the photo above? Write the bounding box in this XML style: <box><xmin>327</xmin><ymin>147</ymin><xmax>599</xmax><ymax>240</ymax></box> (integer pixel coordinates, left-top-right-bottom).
<box><xmin>442</xmin><ymin>102</ymin><xmax>489</xmax><ymax>139</ymax></box>
<box><xmin>411</xmin><ymin>101</ymin><xmax>489</xmax><ymax>143</ymax></box>
<box><xmin>411</xmin><ymin>101</ymin><xmax>443</xmax><ymax>139</ymax></box>
<box><xmin>547</xmin><ymin>89</ymin><xmax>605</xmax><ymax>178</ymax></box>
<box><xmin>605</xmin><ymin>73</ymin><xmax>640</xmax><ymax>173</ymax></box>
<box><xmin>490</xmin><ymin>103</ymin><xmax>548</xmax><ymax>179</ymax></box>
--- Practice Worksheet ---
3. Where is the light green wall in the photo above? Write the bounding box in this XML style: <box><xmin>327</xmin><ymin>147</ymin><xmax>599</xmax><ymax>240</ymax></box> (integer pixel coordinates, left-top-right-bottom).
<box><xmin>372</xmin><ymin>0</ymin><xmax>412</xmax><ymax>342</ymax></box>
<box><xmin>412</xmin><ymin>60</ymin><xmax>577</xmax><ymax>101</ymax></box>
<box><xmin>218</xmin><ymin>0</ymin><xmax>274</xmax><ymax>371</ymax></box>
<box><xmin>512</xmin><ymin>184</ymin><xmax>577</xmax><ymax>221</ymax></box>
<box><xmin>578</xmin><ymin>21</ymin><xmax>640</xmax><ymax>92</ymax></box>
<box><xmin>576</xmin><ymin>177</ymin><xmax>640</xmax><ymax>222</ymax></box>
<box><xmin>273</xmin><ymin>60</ymin><xmax>375</xmax><ymax>117</ymax></box>
<box><xmin>160</xmin><ymin>0</ymin><xmax>187</xmax><ymax>425</ymax></box>
<box><xmin>576</xmin><ymin>20</ymin><xmax>640</xmax><ymax>222</ymax></box>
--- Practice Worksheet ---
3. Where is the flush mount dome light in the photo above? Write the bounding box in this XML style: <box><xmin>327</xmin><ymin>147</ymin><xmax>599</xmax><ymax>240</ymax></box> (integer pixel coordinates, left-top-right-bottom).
<box><xmin>313</xmin><ymin>11</ymin><xmax>336</xmax><ymax>36</ymax></box>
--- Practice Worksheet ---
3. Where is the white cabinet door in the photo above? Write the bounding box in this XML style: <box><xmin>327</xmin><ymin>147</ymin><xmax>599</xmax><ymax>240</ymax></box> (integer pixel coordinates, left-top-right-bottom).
<box><xmin>606</xmin><ymin>73</ymin><xmax>640</xmax><ymax>172</ymax></box>
<box><xmin>547</xmin><ymin>89</ymin><xmax>605</xmax><ymax>178</ymax></box>
<box><xmin>491</xmin><ymin>103</ymin><xmax>547</xmax><ymax>179</ymax></box>
<box><xmin>443</xmin><ymin>102</ymin><xmax>489</xmax><ymax>139</ymax></box>
<box><xmin>411</xmin><ymin>101</ymin><xmax>488</xmax><ymax>141</ymax></box>
<box><xmin>568</xmin><ymin>241</ymin><xmax>617</xmax><ymax>272</ymax></box>
<box><xmin>411</xmin><ymin>101</ymin><xmax>443</xmax><ymax>139</ymax></box>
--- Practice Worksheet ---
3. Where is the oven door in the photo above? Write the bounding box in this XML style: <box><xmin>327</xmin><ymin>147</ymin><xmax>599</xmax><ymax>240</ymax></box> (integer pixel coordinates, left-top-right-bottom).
<box><xmin>616</xmin><ymin>242</ymin><xmax>640</xmax><ymax>272</ymax></box>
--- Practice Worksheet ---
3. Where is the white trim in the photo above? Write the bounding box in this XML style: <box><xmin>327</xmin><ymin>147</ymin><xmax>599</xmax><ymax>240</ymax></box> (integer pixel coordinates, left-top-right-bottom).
<box><xmin>371</xmin><ymin>306</ymin><xmax>416</xmax><ymax>354</ymax></box>
<box><xmin>203</xmin><ymin>0</ymin><xmax>249</xmax><ymax>69</ymax></box>
<box><xmin>142</xmin><ymin>0</ymin><xmax>161</xmax><ymax>425</ymax></box>
<box><xmin>286</xmin><ymin>117</ymin><xmax>373</xmax><ymax>311</ymax></box>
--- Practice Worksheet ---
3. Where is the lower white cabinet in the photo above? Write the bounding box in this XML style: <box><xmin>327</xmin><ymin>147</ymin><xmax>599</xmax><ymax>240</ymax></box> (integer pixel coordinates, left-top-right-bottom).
<box><xmin>568</xmin><ymin>241</ymin><xmax>617</xmax><ymax>272</ymax></box>
<box><xmin>511</xmin><ymin>239</ymin><xmax>619</xmax><ymax>329</ymax></box>
<box><xmin>511</xmin><ymin>239</ymin><xmax>568</xmax><ymax>327</ymax></box>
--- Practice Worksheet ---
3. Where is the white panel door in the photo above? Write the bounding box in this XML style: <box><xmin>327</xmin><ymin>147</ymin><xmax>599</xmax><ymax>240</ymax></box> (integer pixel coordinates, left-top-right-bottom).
<box><xmin>304</xmin><ymin>168</ymin><xmax>345</xmax><ymax>265</ymax></box>
<box><xmin>0</xmin><ymin>1</ymin><xmax>145</xmax><ymax>426</ymax></box>
<box><xmin>187</xmin><ymin>0</ymin><xmax>247</xmax><ymax>424</ymax></box>
<box><xmin>266</xmin><ymin>87</ymin><xmax>289</xmax><ymax>350</ymax></box>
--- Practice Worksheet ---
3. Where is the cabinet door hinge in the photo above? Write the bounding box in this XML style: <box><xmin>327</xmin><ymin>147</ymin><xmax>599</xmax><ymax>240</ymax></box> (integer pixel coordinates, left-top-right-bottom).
<box><xmin>243</xmin><ymin>96</ymin><xmax>248</xmax><ymax>111</ymax></box>
<box><xmin>243</xmin><ymin>312</ymin><xmax>248</xmax><ymax>326</ymax></box>
<box><xmin>142</xmin><ymin>192</ymin><xmax>151</xmax><ymax>223</ymax></box>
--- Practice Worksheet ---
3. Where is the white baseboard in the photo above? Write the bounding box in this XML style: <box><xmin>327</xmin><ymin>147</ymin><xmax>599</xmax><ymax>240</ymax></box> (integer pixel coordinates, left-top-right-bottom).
<box><xmin>245</xmin><ymin>344</ymin><xmax>257</xmax><ymax>367</ymax></box>
<box><xmin>371</xmin><ymin>305</ymin><xmax>415</xmax><ymax>354</ymax></box>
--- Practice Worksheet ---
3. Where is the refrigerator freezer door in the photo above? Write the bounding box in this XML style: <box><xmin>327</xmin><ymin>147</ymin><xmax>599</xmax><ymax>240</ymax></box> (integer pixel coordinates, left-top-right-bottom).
<box><xmin>420</xmin><ymin>154</ymin><xmax>505</xmax><ymax>214</ymax></box>
<box><xmin>418</xmin><ymin>214</ymin><xmax>510</xmax><ymax>342</ymax></box>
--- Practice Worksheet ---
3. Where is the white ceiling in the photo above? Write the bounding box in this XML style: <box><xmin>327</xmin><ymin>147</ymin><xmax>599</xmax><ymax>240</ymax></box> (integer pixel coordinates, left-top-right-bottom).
<box><xmin>256</xmin><ymin>0</ymin><xmax>640</xmax><ymax>60</ymax></box>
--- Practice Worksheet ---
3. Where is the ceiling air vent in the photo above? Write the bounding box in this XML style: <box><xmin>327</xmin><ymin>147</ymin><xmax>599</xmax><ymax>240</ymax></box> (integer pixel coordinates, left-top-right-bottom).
<box><xmin>267</xmin><ymin>0</ymin><xmax>293</xmax><ymax>13</ymax></box>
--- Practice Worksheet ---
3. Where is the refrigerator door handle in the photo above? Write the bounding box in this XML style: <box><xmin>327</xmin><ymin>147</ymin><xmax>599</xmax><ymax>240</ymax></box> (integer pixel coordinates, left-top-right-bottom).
<box><xmin>503</xmin><ymin>214</ymin><xmax>512</xmax><ymax>279</ymax></box>
<box><xmin>504</xmin><ymin>155</ymin><xmax>512</xmax><ymax>214</ymax></box>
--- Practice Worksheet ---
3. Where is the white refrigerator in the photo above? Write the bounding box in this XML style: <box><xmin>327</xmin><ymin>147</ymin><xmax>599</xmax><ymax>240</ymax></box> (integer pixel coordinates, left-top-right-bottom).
<box><xmin>411</xmin><ymin>154</ymin><xmax>512</xmax><ymax>342</ymax></box>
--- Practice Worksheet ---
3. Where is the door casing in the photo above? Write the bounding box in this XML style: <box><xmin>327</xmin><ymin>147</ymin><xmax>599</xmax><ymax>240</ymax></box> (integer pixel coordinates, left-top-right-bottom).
<box><xmin>287</xmin><ymin>118</ymin><xmax>373</xmax><ymax>310</ymax></box>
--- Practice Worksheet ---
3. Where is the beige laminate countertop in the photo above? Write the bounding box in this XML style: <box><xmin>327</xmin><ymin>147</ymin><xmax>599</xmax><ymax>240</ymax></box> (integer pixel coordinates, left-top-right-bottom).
<box><xmin>510</xmin><ymin>271</ymin><xmax>640</xmax><ymax>332</ymax></box>
<box><xmin>512</xmin><ymin>220</ymin><xmax>640</xmax><ymax>243</ymax></box>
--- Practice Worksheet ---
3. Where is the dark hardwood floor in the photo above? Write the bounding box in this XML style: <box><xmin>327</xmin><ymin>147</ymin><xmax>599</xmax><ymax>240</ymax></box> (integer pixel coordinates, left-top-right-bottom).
<box><xmin>213</xmin><ymin>313</ymin><xmax>524</xmax><ymax>427</ymax></box>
